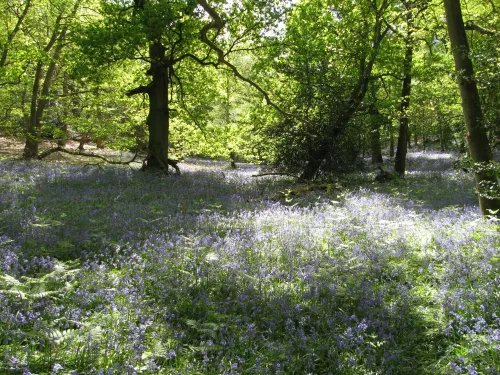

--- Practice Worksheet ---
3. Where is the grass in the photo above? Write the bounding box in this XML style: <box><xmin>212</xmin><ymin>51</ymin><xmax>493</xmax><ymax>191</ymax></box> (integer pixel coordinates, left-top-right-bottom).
<box><xmin>0</xmin><ymin>152</ymin><xmax>499</xmax><ymax>374</ymax></box>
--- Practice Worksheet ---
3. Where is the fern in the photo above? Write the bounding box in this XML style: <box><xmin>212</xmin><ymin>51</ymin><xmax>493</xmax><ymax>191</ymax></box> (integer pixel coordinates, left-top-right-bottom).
<box><xmin>0</xmin><ymin>260</ymin><xmax>80</xmax><ymax>300</ymax></box>
<box><xmin>45</xmin><ymin>328</ymin><xmax>80</xmax><ymax>345</ymax></box>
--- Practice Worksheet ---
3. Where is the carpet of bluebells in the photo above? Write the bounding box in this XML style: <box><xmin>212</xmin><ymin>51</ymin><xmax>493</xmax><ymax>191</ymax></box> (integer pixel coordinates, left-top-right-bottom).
<box><xmin>0</xmin><ymin>151</ymin><xmax>499</xmax><ymax>375</ymax></box>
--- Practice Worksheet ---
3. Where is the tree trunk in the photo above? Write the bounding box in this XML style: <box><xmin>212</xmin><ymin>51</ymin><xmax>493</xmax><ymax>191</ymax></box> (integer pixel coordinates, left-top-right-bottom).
<box><xmin>24</xmin><ymin>61</ymin><xmax>44</xmax><ymax>158</ymax></box>
<box><xmin>369</xmin><ymin>104</ymin><xmax>383</xmax><ymax>164</ymax></box>
<box><xmin>125</xmin><ymin>42</ymin><xmax>173</xmax><ymax>172</ymax></box>
<box><xmin>24</xmin><ymin>47</ymin><xmax>64</xmax><ymax>158</ymax></box>
<box><xmin>389</xmin><ymin>127</ymin><xmax>395</xmax><ymax>157</ymax></box>
<box><xmin>145</xmin><ymin>43</ymin><xmax>170</xmax><ymax>170</ymax></box>
<box><xmin>439</xmin><ymin>125</ymin><xmax>445</xmax><ymax>151</ymax></box>
<box><xmin>300</xmin><ymin>146</ymin><xmax>328</xmax><ymax>180</ymax></box>
<box><xmin>444</xmin><ymin>0</ymin><xmax>500</xmax><ymax>216</ymax></box>
<box><xmin>57</xmin><ymin>74</ymin><xmax>70</xmax><ymax>147</ymax></box>
<box><xmin>394</xmin><ymin>4</ymin><xmax>414</xmax><ymax>176</ymax></box>
<box><xmin>23</xmin><ymin>3</ymin><xmax>78</xmax><ymax>159</ymax></box>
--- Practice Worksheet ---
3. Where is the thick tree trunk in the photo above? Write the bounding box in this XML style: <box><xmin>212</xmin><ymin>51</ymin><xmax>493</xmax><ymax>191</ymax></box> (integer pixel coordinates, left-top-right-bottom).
<box><xmin>394</xmin><ymin>5</ymin><xmax>413</xmax><ymax>176</ymax></box>
<box><xmin>125</xmin><ymin>42</ymin><xmax>173</xmax><ymax>172</ymax></box>
<box><xmin>24</xmin><ymin>50</ymin><xmax>63</xmax><ymax>158</ymax></box>
<box><xmin>145</xmin><ymin>43</ymin><xmax>170</xmax><ymax>170</ymax></box>
<box><xmin>24</xmin><ymin>62</ymin><xmax>44</xmax><ymax>159</ymax></box>
<box><xmin>444</xmin><ymin>0</ymin><xmax>500</xmax><ymax>216</ymax></box>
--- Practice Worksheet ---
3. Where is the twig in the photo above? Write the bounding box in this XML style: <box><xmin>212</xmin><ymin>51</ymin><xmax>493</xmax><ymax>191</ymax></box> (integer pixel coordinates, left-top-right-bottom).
<box><xmin>464</xmin><ymin>21</ymin><xmax>498</xmax><ymax>36</ymax></box>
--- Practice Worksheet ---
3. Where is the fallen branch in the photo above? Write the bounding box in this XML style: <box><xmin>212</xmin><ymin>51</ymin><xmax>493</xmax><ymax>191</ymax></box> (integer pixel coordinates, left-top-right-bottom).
<box><xmin>252</xmin><ymin>172</ymin><xmax>308</xmax><ymax>184</ymax></box>
<box><xmin>37</xmin><ymin>147</ymin><xmax>140</xmax><ymax>165</ymax></box>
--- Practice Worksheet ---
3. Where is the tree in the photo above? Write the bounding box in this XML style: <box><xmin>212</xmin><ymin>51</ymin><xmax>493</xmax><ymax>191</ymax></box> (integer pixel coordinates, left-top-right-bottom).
<box><xmin>261</xmin><ymin>0</ymin><xmax>392</xmax><ymax>179</ymax></box>
<box><xmin>0</xmin><ymin>0</ymin><xmax>32</xmax><ymax>71</ymax></box>
<box><xmin>23</xmin><ymin>0</ymin><xmax>81</xmax><ymax>159</ymax></box>
<box><xmin>77</xmin><ymin>0</ymin><xmax>284</xmax><ymax>172</ymax></box>
<box><xmin>443</xmin><ymin>0</ymin><xmax>500</xmax><ymax>216</ymax></box>
<box><xmin>463</xmin><ymin>0</ymin><xmax>500</xmax><ymax>149</ymax></box>
<box><xmin>394</xmin><ymin>0</ymin><xmax>416</xmax><ymax>176</ymax></box>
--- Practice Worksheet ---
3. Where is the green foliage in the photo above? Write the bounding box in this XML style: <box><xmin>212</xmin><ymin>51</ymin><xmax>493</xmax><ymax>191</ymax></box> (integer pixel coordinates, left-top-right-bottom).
<box><xmin>260</xmin><ymin>0</ymin><xmax>390</xmax><ymax>175</ymax></box>
<box><xmin>0</xmin><ymin>260</ymin><xmax>81</xmax><ymax>373</ymax></box>
<box><xmin>454</xmin><ymin>157</ymin><xmax>500</xmax><ymax>200</ymax></box>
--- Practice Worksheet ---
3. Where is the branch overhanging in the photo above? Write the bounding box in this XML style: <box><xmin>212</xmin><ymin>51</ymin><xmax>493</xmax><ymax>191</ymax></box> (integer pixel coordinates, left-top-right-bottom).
<box><xmin>464</xmin><ymin>21</ymin><xmax>498</xmax><ymax>36</ymax></box>
<box><xmin>196</xmin><ymin>0</ymin><xmax>307</xmax><ymax>124</ymax></box>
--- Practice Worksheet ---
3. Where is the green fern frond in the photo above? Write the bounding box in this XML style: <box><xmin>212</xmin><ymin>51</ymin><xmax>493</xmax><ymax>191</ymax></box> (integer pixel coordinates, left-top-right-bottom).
<box><xmin>0</xmin><ymin>288</ymin><xmax>26</xmax><ymax>300</ymax></box>
<box><xmin>45</xmin><ymin>328</ymin><xmax>80</xmax><ymax>344</ymax></box>
<box><xmin>0</xmin><ymin>239</ymin><xmax>14</xmax><ymax>247</ymax></box>
<box><xmin>31</xmin><ymin>290</ymin><xmax>61</xmax><ymax>299</ymax></box>
<box><xmin>0</xmin><ymin>274</ymin><xmax>22</xmax><ymax>286</ymax></box>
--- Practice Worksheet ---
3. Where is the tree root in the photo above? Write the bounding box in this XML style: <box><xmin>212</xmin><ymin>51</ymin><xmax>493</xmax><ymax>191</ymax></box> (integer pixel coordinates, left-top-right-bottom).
<box><xmin>140</xmin><ymin>149</ymin><xmax>180</xmax><ymax>175</ymax></box>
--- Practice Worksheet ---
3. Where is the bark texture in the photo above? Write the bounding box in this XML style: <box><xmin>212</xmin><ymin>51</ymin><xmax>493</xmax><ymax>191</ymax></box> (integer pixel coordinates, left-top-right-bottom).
<box><xmin>394</xmin><ymin>2</ymin><xmax>414</xmax><ymax>176</ymax></box>
<box><xmin>145</xmin><ymin>43</ymin><xmax>171</xmax><ymax>170</ymax></box>
<box><xmin>369</xmin><ymin>105</ymin><xmax>383</xmax><ymax>164</ymax></box>
<box><xmin>444</xmin><ymin>0</ymin><xmax>500</xmax><ymax>216</ymax></box>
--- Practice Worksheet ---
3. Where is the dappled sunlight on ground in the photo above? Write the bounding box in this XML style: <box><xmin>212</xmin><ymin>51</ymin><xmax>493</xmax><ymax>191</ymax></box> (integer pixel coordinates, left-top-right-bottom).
<box><xmin>406</xmin><ymin>150</ymin><xmax>456</xmax><ymax>171</ymax></box>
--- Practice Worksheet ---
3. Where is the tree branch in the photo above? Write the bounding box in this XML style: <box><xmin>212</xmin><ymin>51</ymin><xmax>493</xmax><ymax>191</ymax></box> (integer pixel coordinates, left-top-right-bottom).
<box><xmin>51</xmin><ymin>88</ymin><xmax>109</xmax><ymax>97</ymax></box>
<box><xmin>371</xmin><ymin>73</ymin><xmax>404</xmax><ymax>81</ymax></box>
<box><xmin>464</xmin><ymin>21</ymin><xmax>498</xmax><ymax>36</ymax></box>
<box><xmin>0</xmin><ymin>0</ymin><xmax>32</xmax><ymax>67</ymax></box>
<box><xmin>196</xmin><ymin>0</ymin><xmax>306</xmax><ymax>122</ymax></box>
<box><xmin>252</xmin><ymin>172</ymin><xmax>309</xmax><ymax>184</ymax></box>
<box><xmin>126</xmin><ymin>85</ymin><xmax>150</xmax><ymax>97</ymax></box>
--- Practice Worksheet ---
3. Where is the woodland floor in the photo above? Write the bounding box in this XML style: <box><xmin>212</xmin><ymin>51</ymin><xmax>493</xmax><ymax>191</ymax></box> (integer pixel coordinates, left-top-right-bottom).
<box><xmin>0</xmin><ymin>136</ymin><xmax>499</xmax><ymax>375</ymax></box>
